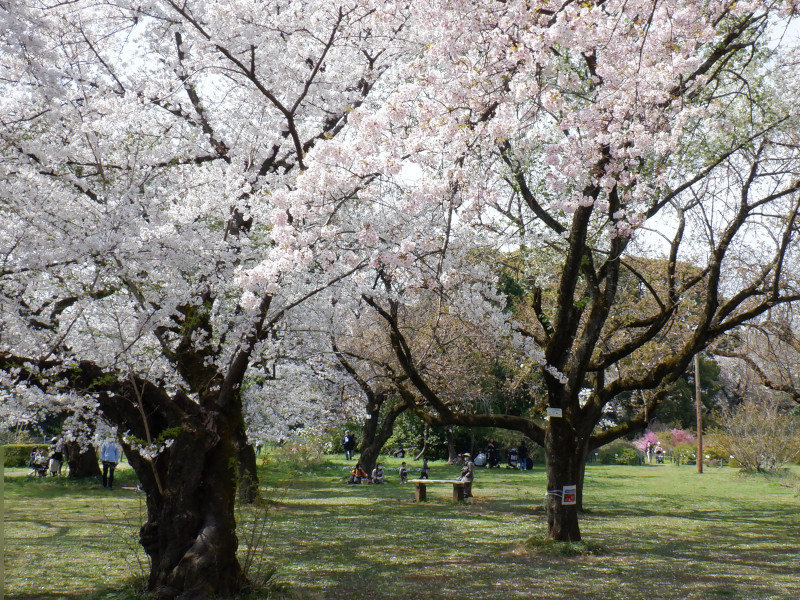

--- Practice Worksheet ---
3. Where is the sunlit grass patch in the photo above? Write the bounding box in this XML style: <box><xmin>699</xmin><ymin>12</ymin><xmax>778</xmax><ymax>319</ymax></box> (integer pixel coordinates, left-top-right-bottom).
<box><xmin>5</xmin><ymin>458</ymin><xmax>800</xmax><ymax>599</ymax></box>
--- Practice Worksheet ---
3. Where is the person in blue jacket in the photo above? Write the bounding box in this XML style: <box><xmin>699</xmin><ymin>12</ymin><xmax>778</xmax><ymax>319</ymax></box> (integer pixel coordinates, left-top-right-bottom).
<box><xmin>100</xmin><ymin>438</ymin><xmax>121</xmax><ymax>489</ymax></box>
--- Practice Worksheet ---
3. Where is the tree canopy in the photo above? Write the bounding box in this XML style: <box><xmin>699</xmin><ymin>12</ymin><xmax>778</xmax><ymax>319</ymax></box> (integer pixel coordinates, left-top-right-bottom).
<box><xmin>2</xmin><ymin>1</ymin><xmax>800</xmax><ymax>596</ymax></box>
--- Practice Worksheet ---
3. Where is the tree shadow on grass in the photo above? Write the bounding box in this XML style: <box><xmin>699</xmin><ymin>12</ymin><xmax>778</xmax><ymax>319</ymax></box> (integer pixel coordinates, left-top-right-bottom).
<box><xmin>6</xmin><ymin>585</ymin><xmax>144</xmax><ymax>600</ymax></box>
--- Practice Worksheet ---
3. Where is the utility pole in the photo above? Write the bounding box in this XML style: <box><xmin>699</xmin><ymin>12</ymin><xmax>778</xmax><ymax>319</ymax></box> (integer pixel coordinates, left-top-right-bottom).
<box><xmin>695</xmin><ymin>353</ymin><xmax>703</xmax><ymax>474</ymax></box>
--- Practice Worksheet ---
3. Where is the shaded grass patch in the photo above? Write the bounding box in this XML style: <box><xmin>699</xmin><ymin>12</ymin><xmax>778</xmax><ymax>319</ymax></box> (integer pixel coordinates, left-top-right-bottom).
<box><xmin>523</xmin><ymin>534</ymin><xmax>609</xmax><ymax>557</ymax></box>
<box><xmin>5</xmin><ymin>458</ymin><xmax>800</xmax><ymax>599</ymax></box>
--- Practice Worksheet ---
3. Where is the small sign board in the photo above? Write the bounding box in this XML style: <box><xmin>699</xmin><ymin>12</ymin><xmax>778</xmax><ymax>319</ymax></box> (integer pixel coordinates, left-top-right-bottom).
<box><xmin>562</xmin><ymin>484</ymin><xmax>577</xmax><ymax>505</ymax></box>
<box><xmin>546</xmin><ymin>407</ymin><xmax>563</xmax><ymax>418</ymax></box>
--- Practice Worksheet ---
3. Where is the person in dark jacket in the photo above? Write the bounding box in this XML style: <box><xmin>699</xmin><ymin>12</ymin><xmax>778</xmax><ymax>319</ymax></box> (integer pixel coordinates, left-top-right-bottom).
<box><xmin>420</xmin><ymin>458</ymin><xmax>430</xmax><ymax>479</ymax></box>
<box><xmin>342</xmin><ymin>430</ymin><xmax>356</xmax><ymax>460</ymax></box>
<box><xmin>518</xmin><ymin>441</ymin><xmax>529</xmax><ymax>470</ymax></box>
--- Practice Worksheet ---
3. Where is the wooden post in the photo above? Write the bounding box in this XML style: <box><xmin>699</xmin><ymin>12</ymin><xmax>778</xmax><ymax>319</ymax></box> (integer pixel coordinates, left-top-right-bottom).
<box><xmin>453</xmin><ymin>483</ymin><xmax>465</xmax><ymax>502</ymax></box>
<box><xmin>414</xmin><ymin>481</ymin><xmax>427</xmax><ymax>502</ymax></box>
<box><xmin>695</xmin><ymin>353</ymin><xmax>703</xmax><ymax>474</ymax></box>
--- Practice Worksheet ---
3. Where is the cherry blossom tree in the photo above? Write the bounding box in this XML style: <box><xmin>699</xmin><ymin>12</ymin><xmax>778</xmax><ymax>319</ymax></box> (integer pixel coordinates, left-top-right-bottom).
<box><xmin>715</xmin><ymin>306</ymin><xmax>800</xmax><ymax>403</ymax></box>
<box><xmin>4</xmin><ymin>4</ymin><xmax>800</xmax><ymax>591</ymax></box>
<box><xmin>329</xmin><ymin>308</ymin><xmax>416</xmax><ymax>473</ymax></box>
<box><xmin>0</xmin><ymin>1</ymin><xmax>411</xmax><ymax>597</ymax></box>
<box><xmin>278</xmin><ymin>0</ymin><xmax>800</xmax><ymax>542</ymax></box>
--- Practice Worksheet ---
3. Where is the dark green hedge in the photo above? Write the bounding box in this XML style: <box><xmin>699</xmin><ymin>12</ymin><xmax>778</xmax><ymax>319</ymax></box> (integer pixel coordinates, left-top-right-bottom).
<box><xmin>3</xmin><ymin>444</ymin><xmax>50</xmax><ymax>467</ymax></box>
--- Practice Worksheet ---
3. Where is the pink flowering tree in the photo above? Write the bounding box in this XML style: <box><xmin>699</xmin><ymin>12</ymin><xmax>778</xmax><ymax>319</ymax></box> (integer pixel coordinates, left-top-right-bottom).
<box><xmin>633</xmin><ymin>431</ymin><xmax>660</xmax><ymax>453</ymax></box>
<box><xmin>670</xmin><ymin>428</ymin><xmax>696</xmax><ymax>447</ymax></box>
<box><xmin>279</xmin><ymin>0</ymin><xmax>800</xmax><ymax>542</ymax></box>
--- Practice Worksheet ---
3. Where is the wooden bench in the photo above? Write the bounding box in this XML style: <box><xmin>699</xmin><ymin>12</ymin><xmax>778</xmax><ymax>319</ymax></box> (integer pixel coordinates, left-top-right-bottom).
<box><xmin>408</xmin><ymin>478</ymin><xmax>469</xmax><ymax>502</ymax></box>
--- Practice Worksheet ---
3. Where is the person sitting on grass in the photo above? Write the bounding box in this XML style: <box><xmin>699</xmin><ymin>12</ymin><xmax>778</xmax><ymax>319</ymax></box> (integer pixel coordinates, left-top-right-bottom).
<box><xmin>348</xmin><ymin>462</ymin><xmax>368</xmax><ymax>484</ymax></box>
<box><xmin>399</xmin><ymin>461</ymin><xmax>408</xmax><ymax>483</ymax></box>
<box><xmin>371</xmin><ymin>463</ymin><xmax>385</xmax><ymax>484</ymax></box>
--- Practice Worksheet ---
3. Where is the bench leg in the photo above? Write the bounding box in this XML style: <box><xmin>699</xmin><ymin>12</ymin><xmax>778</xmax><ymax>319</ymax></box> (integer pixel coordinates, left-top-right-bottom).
<box><xmin>453</xmin><ymin>484</ymin><xmax>464</xmax><ymax>502</ymax></box>
<box><xmin>415</xmin><ymin>482</ymin><xmax>427</xmax><ymax>502</ymax></box>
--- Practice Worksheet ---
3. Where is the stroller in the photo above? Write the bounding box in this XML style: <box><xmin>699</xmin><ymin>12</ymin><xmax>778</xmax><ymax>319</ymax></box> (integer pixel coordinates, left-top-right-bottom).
<box><xmin>29</xmin><ymin>451</ymin><xmax>48</xmax><ymax>477</ymax></box>
<box><xmin>655</xmin><ymin>448</ymin><xmax>665</xmax><ymax>464</ymax></box>
<box><xmin>506</xmin><ymin>447</ymin><xmax>519</xmax><ymax>469</ymax></box>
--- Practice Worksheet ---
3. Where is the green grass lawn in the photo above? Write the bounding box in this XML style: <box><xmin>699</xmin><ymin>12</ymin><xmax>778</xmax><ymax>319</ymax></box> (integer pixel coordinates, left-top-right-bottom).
<box><xmin>3</xmin><ymin>456</ymin><xmax>799</xmax><ymax>600</ymax></box>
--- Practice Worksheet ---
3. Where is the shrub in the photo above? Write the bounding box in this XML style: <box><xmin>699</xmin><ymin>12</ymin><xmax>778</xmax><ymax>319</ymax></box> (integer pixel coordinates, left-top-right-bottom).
<box><xmin>713</xmin><ymin>398</ymin><xmax>800</xmax><ymax>472</ymax></box>
<box><xmin>614</xmin><ymin>447</ymin><xmax>640</xmax><ymax>465</ymax></box>
<box><xmin>702</xmin><ymin>435</ymin><xmax>732</xmax><ymax>466</ymax></box>
<box><xmin>597</xmin><ymin>440</ymin><xmax>641</xmax><ymax>465</ymax></box>
<box><xmin>3</xmin><ymin>444</ymin><xmax>49</xmax><ymax>467</ymax></box>
<box><xmin>670</xmin><ymin>428</ymin><xmax>695</xmax><ymax>446</ymax></box>
<box><xmin>673</xmin><ymin>443</ymin><xmax>696</xmax><ymax>465</ymax></box>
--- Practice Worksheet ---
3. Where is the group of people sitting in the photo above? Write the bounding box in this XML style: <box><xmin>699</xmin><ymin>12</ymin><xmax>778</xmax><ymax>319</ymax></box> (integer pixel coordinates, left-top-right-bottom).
<box><xmin>347</xmin><ymin>459</ymin><xmax>430</xmax><ymax>484</ymax></box>
<box><xmin>347</xmin><ymin>461</ymin><xmax>387</xmax><ymax>484</ymax></box>
<box><xmin>28</xmin><ymin>440</ymin><xmax>64</xmax><ymax>477</ymax></box>
<box><xmin>475</xmin><ymin>439</ymin><xmax>531</xmax><ymax>470</ymax></box>
<box><xmin>345</xmin><ymin>454</ymin><xmax>474</xmax><ymax>498</ymax></box>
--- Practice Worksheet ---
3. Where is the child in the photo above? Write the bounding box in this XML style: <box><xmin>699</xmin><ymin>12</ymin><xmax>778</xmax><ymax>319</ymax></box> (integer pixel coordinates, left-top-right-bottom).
<box><xmin>399</xmin><ymin>461</ymin><xmax>408</xmax><ymax>483</ymax></box>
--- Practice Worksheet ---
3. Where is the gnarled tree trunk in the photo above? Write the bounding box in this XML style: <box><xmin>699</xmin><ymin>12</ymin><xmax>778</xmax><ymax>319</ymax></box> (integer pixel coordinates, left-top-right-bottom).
<box><xmin>358</xmin><ymin>392</ymin><xmax>412</xmax><ymax>474</ymax></box>
<box><xmin>125</xmin><ymin>408</ymin><xmax>248</xmax><ymax>600</ymax></box>
<box><xmin>64</xmin><ymin>441</ymin><xmax>102</xmax><ymax>479</ymax></box>
<box><xmin>91</xmin><ymin>372</ymin><xmax>253</xmax><ymax>600</ymax></box>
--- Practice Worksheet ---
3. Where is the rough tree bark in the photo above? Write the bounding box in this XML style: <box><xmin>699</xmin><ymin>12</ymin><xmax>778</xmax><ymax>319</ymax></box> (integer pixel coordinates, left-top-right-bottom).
<box><xmin>34</xmin><ymin>355</ymin><xmax>262</xmax><ymax>600</ymax></box>
<box><xmin>358</xmin><ymin>393</ymin><xmax>412</xmax><ymax>473</ymax></box>
<box><xmin>99</xmin><ymin>382</ymin><xmax>250</xmax><ymax>600</ymax></box>
<box><xmin>131</xmin><ymin>415</ymin><xmax>245</xmax><ymax>599</ymax></box>
<box><xmin>64</xmin><ymin>441</ymin><xmax>102</xmax><ymax>480</ymax></box>
<box><xmin>544</xmin><ymin>417</ymin><xmax>582</xmax><ymax>541</ymax></box>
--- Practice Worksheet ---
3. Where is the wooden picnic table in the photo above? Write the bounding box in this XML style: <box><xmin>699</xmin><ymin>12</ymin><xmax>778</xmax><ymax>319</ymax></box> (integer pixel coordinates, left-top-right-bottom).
<box><xmin>407</xmin><ymin>478</ymin><xmax>467</xmax><ymax>502</ymax></box>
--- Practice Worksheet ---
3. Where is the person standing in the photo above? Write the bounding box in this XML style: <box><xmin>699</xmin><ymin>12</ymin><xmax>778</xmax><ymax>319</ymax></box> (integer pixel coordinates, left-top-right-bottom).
<box><xmin>100</xmin><ymin>438</ymin><xmax>121</xmax><ymax>489</ymax></box>
<box><xmin>48</xmin><ymin>438</ymin><xmax>64</xmax><ymax>477</ymax></box>
<box><xmin>342</xmin><ymin>430</ymin><xmax>356</xmax><ymax>460</ymax></box>
<box><xmin>420</xmin><ymin>458</ymin><xmax>430</xmax><ymax>479</ymax></box>
<box><xmin>399</xmin><ymin>461</ymin><xmax>408</xmax><ymax>483</ymax></box>
<box><xmin>486</xmin><ymin>438</ymin><xmax>499</xmax><ymax>468</ymax></box>
<box><xmin>518</xmin><ymin>441</ymin><xmax>529</xmax><ymax>470</ymax></box>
